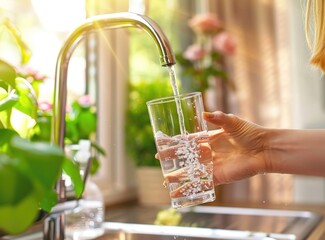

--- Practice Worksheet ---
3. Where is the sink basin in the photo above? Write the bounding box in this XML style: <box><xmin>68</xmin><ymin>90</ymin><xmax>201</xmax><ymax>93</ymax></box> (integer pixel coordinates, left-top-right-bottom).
<box><xmin>97</xmin><ymin>222</ymin><xmax>296</xmax><ymax>239</ymax></box>
<box><xmin>4</xmin><ymin>206</ymin><xmax>322</xmax><ymax>240</ymax></box>
<box><xmin>99</xmin><ymin>205</ymin><xmax>322</xmax><ymax>240</ymax></box>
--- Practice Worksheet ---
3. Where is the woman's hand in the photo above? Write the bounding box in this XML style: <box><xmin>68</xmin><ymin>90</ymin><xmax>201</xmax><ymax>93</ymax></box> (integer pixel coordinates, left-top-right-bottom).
<box><xmin>203</xmin><ymin>111</ymin><xmax>270</xmax><ymax>185</ymax></box>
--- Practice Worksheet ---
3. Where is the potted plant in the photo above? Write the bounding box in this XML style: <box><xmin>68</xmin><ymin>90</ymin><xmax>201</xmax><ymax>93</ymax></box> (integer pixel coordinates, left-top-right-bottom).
<box><xmin>175</xmin><ymin>13</ymin><xmax>236</xmax><ymax>111</ymax></box>
<box><xmin>0</xmin><ymin>18</ymin><xmax>83</xmax><ymax>235</ymax></box>
<box><xmin>32</xmin><ymin>95</ymin><xmax>105</xmax><ymax>175</ymax></box>
<box><xmin>125</xmin><ymin>79</ymin><xmax>174</xmax><ymax>205</ymax></box>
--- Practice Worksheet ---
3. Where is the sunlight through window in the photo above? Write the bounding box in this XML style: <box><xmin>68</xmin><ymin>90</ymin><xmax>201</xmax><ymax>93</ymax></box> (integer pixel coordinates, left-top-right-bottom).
<box><xmin>31</xmin><ymin>0</ymin><xmax>86</xmax><ymax>32</ymax></box>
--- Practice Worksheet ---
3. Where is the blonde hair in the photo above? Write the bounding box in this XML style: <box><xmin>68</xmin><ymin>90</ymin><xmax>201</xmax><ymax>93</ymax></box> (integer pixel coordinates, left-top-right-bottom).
<box><xmin>305</xmin><ymin>0</ymin><xmax>325</xmax><ymax>73</ymax></box>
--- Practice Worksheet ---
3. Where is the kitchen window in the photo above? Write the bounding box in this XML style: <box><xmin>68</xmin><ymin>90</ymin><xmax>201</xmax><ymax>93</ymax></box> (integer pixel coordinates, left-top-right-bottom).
<box><xmin>0</xmin><ymin>0</ymin><xmax>199</xmax><ymax>205</ymax></box>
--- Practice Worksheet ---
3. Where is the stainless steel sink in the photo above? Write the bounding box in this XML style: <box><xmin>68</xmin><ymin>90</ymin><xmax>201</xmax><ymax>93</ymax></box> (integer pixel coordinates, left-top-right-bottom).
<box><xmin>98</xmin><ymin>205</ymin><xmax>322</xmax><ymax>240</ymax></box>
<box><xmin>97</xmin><ymin>222</ymin><xmax>296</xmax><ymax>239</ymax></box>
<box><xmin>4</xmin><ymin>206</ymin><xmax>322</xmax><ymax>240</ymax></box>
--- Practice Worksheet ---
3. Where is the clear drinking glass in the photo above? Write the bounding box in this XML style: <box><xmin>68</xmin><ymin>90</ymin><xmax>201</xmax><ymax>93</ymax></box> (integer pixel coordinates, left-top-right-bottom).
<box><xmin>147</xmin><ymin>92</ymin><xmax>215</xmax><ymax>208</ymax></box>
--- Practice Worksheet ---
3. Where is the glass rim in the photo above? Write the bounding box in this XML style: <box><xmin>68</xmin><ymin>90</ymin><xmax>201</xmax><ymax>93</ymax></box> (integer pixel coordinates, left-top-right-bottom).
<box><xmin>146</xmin><ymin>92</ymin><xmax>202</xmax><ymax>106</ymax></box>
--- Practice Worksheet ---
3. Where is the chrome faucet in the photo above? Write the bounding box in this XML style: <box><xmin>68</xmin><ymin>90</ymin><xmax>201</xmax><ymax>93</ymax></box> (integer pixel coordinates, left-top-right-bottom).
<box><xmin>45</xmin><ymin>12</ymin><xmax>176</xmax><ymax>240</ymax></box>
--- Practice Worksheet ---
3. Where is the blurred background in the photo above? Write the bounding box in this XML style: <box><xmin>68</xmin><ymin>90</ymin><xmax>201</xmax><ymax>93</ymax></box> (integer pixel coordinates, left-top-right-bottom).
<box><xmin>1</xmin><ymin>0</ymin><xmax>324</xmax><ymax>208</ymax></box>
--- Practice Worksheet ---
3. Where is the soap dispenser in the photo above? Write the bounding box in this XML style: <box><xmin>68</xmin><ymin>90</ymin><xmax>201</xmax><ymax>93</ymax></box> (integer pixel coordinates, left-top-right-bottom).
<box><xmin>65</xmin><ymin>140</ymin><xmax>105</xmax><ymax>240</ymax></box>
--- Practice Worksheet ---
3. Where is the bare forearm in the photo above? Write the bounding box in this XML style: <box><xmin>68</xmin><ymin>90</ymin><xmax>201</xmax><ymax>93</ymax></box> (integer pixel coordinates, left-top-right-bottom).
<box><xmin>266</xmin><ymin>128</ymin><xmax>325</xmax><ymax>176</ymax></box>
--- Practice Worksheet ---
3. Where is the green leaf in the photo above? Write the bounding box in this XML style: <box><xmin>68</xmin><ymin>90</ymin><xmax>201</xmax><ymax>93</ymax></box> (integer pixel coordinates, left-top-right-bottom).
<box><xmin>31</xmin><ymin>115</ymin><xmax>52</xmax><ymax>142</ymax></box>
<box><xmin>62</xmin><ymin>157</ymin><xmax>84</xmax><ymax>198</ymax></box>
<box><xmin>89</xmin><ymin>142</ymin><xmax>105</xmax><ymax>175</ymax></box>
<box><xmin>14</xmin><ymin>77</ymin><xmax>37</xmax><ymax>120</ymax></box>
<box><xmin>77</xmin><ymin>111</ymin><xmax>97</xmax><ymax>138</ymax></box>
<box><xmin>0</xmin><ymin>109</ymin><xmax>10</xmax><ymax>129</ymax></box>
<box><xmin>0</xmin><ymin>129</ymin><xmax>18</xmax><ymax>148</ymax></box>
<box><xmin>0</xmin><ymin>155</ymin><xmax>40</xmax><ymax>234</ymax></box>
<box><xmin>90</xmin><ymin>156</ymin><xmax>100</xmax><ymax>175</ymax></box>
<box><xmin>91</xmin><ymin>142</ymin><xmax>106</xmax><ymax>156</ymax></box>
<box><xmin>0</xmin><ymin>155</ymin><xmax>33</xmax><ymax>205</ymax></box>
<box><xmin>2</xmin><ymin>18</ymin><xmax>32</xmax><ymax>65</ymax></box>
<box><xmin>0</xmin><ymin>90</ymin><xmax>19</xmax><ymax>112</ymax></box>
<box><xmin>0</xmin><ymin>59</ymin><xmax>16</xmax><ymax>88</ymax></box>
<box><xmin>39</xmin><ymin>189</ymin><xmax>58</xmax><ymax>212</ymax></box>
<box><xmin>210</xmin><ymin>51</ymin><xmax>222</xmax><ymax>62</ymax></box>
<box><xmin>65</xmin><ymin>120</ymin><xmax>79</xmax><ymax>144</ymax></box>
<box><xmin>0</xmin><ymin>81</ymin><xmax>7</xmax><ymax>90</ymax></box>
<box><xmin>0</xmin><ymin>191</ymin><xmax>39</xmax><ymax>234</ymax></box>
<box><xmin>9</xmin><ymin>136</ymin><xmax>64</xmax><ymax>189</ymax></box>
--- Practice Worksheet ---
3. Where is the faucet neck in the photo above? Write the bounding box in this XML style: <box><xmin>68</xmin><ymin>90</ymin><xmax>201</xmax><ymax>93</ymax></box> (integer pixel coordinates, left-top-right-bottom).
<box><xmin>52</xmin><ymin>12</ymin><xmax>176</xmax><ymax>148</ymax></box>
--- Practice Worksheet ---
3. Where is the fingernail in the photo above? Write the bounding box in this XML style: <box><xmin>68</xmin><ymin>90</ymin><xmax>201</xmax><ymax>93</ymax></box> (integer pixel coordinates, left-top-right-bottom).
<box><xmin>203</xmin><ymin>112</ymin><xmax>214</xmax><ymax>119</ymax></box>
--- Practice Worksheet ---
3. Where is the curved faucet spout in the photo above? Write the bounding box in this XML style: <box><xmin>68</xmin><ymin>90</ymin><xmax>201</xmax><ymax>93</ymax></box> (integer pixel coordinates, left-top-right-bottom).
<box><xmin>52</xmin><ymin>12</ymin><xmax>176</xmax><ymax>148</ymax></box>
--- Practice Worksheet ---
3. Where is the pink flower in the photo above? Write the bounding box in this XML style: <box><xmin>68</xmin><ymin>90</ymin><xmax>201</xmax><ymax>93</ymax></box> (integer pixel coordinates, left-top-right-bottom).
<box><xmin>38</xmin><ymin>101</ymin><xmax>52</xmax><ymax>112</ymax></box>
<box><xmin>32</xmin><ymin>71</ymin><xmax>47</xmax><ymax>81</ymax></box>
<box><xmin>17</xmin><ymin>67</ymin><xmax>47</xmax><ymax>82</ymax></box>
<box><xmin>78</xmin><ymin>95</ymin><xmax>93</xmax><ymax>107</ymax></box>
<box><xmin>188</xmin><ymin>14</ymin><xmax>222</xmax><ymax>34</ymax></box>
<box><xmin>183</xmin><ymin>44</ymin><xmax>205</xmax><ymax>61</ymax></box>
<box><xmin>212</xmin><ymin>32</ymin><xmax>236</xmax><ymax>55</ymax></box>
<box><xmin>66</xmin><ymin>105</ymin><xmax>72</xmax><ymax>113</ymax></box>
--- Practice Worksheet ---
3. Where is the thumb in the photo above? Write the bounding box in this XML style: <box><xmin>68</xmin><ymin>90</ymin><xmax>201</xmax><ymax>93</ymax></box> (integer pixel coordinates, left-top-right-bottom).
<box><xmin>203</xmin><ymin>111</ymin><xmax>241</xmax><ymax>132</ymax></box>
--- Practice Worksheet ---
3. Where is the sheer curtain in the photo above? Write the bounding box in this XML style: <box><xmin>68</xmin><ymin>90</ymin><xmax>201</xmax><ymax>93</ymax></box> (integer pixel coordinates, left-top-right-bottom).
<box><xmin>207</xmin><ymin>0</ymin><xmax>294</xmax><ymax>204</ymax></box>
